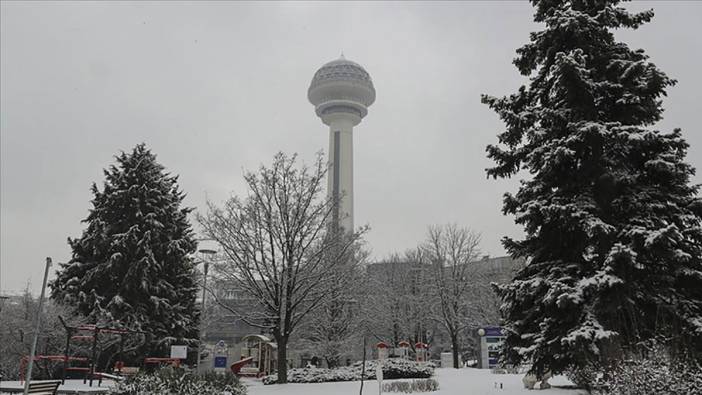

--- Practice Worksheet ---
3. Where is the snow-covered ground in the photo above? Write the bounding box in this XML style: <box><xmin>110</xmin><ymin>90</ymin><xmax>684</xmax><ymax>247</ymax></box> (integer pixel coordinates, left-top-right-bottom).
<box><xmin>0</xmin><ymin>379</ymin><xmax>115</xmax><ymax>394</ymax></box>
<box><xmin>245</xmin><ymin>368</ymin><xmax>588</xmax><ymax>395</ymax></box>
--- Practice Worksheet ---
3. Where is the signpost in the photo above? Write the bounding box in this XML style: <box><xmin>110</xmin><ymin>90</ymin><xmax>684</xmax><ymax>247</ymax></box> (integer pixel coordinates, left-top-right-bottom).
<box><xmin>376</xmin><ymin>361</ymin><xmax>383</xmax><ymax>395</ymax></box>
<box><xmin>213</xmin><ymin>340</ymin><xmax>228</xmax><ymax>372</ymax></box>
<box><xmin>478</xmin><ymin>326</ymin><xmax>505</xmax><ymax>369</ymax></box>
<box><xmin>214</xmin><ymin>356</ymin><xmax>228</xmax><ymax>369</ymax></box>
<box><xmin>170</xmin><ymin>345</ymin><xmax>188</xmax><ymax>360</ymax></box>
<box><xmin>440</xmin><ymin>352</ymin><xmax>453</xmax><ymax>368</ymax></box>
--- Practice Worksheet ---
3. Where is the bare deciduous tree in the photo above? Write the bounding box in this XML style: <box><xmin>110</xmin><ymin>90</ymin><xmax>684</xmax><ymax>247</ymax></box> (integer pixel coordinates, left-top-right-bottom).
<box><xmin>422</xmin><ymin>224</ymin><xmax>481</xmax><ymax>369</ymax></box>
<box><xmin>0</xmin><ymin>287</ymin><xmax>86</xmax><ymax>380</ymax></box>
<box><xmin>362</xmin><ymin>251</ymin><xmax>434</xmax><ymax>351</ymax></box>
<box><xmin>198</xmin><ymin>152</ymin><xmax>363</xmax><ymax>383</ymax></box>
<box><xmin>295</xmin><ymin>246</ymin><xmax>368</xmax><ymax>368</ymax></box>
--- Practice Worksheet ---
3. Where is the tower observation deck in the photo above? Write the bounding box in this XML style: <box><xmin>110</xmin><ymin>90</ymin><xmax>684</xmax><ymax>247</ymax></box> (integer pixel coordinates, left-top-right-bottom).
<box><xmin>308</xmin><ymin>55</ymin><xmax>375</xmax><ymax>233</ymax></box>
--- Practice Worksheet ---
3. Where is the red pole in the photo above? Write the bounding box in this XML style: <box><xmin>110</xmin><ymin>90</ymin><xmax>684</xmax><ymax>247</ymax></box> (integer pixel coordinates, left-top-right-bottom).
<box><xmin>88</xmin><ymin>328</ymin><xmax>99</xmax><ymax>387</ymax></box>
<box><xmin>19</xmin><ymin>357</ymin><xmax>28</xmax><ymax>383</ymax></box>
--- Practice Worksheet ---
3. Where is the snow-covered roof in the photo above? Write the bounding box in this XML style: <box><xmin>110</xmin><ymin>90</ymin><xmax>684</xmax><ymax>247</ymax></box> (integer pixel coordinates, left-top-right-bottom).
<box><xmin>242</xmin><ymin>334</ymin><xmax>272</xmax><ymax>343</ymax></box>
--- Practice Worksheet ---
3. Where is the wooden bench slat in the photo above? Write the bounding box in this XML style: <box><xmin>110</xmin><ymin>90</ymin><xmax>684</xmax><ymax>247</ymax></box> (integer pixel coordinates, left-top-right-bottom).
<box><xmin>27</xmin><ymin>380</ymin><xmax>61</xmax><ymax>395</ymax></box>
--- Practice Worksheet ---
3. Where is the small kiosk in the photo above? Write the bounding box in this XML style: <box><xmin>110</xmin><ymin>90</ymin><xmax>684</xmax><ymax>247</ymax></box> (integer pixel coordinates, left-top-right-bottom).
<box><xmin>415</xmin><ymin>342</ymin><xmax>429</xmax><ymax>362</ymax></box>
<box><xmin>396</xmin><ymin>341</ymin><xmax>410</xmax><ymax>359</ymax></box>
<box><xmin>375</xmin><ymin>342</ymin><xmax>389</xmax><ymax>360</ymax></box>
<box><xmin>478</xmin><ymin>326</ymin><xmax>505</xmax><ymax>369</ymax></box>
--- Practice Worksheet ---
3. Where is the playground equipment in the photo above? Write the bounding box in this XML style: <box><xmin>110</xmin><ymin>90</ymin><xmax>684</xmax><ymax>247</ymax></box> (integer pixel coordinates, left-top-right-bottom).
<box><xmin>238</xmin><ymin>334</ymin><xmax>277</xmax><ymax>377</ymax></box>
<box><xmin>57</xmin><ymin>316</ymin><xmax>144</xmax><ymax>386</ymax></box>
<box><xmin>230</xmin><ymin>356</ymin><xmax>254</xmax><ymax>375</ymax></box>
<box><xmin>396</xmin><ymin>341</ymin><xmax>410</xmax><ymax>359</ymax></box>
<box><xmin>18</xmin><ymin>316</ymin><xmax>144</xmax><ymax>387</ymax></box>
<box><xmin>19</xmin><ymin>356</ymin><xmax>88</xmax><ymax>382</ymax></box>
<box><xmin>375</xmin><ymin>342</ymin><xmax>389</xmax><ymax>360</ymax></box>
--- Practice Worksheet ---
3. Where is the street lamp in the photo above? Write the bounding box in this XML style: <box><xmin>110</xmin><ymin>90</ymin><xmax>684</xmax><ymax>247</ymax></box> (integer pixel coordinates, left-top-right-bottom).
<box><xmin>197</xmin><ymin>248</ymin><xmax>216</xmax><ymax>372</ymax></box>
<box><xmin>23</xmin><ymin>257</ymin><xmax>52</xmax><ymax>395</ymax></box>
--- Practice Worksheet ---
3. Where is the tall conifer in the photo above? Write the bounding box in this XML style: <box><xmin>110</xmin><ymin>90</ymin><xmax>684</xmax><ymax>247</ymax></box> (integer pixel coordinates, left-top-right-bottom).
<box><xmin>51</xmin><ymin>144</ymin><xmax>199</xmax><ymax>358</ymax></box>
<box><xmin>483</xmin><ymin>0</ymin><xmax>702</xmax><ymax>375</ymax></box>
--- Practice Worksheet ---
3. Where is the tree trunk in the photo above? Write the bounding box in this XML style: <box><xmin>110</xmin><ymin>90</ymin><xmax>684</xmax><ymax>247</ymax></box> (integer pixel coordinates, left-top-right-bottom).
<box><xmin>359</xmin><ymin>336</ymin><xmax>367</xmax><ymax>395</ymax></box>
<box><xmin>327</xmin><ymin>356</ymin><xmax>339</xmax><ymax>369</ymax></box>
<box><xmin>276</xmin><ymin>336</ymin><xmax>288</xmax><ymax>383</ymax></box>
<box><xmin>451</xmin><ymin>333</ymin><xmax>460</xmax><ymax>369</ymax></box>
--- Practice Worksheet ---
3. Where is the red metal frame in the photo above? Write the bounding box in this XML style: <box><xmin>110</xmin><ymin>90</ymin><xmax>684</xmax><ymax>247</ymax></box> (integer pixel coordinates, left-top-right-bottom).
<box><xmin>56</xmin><ymin>315</ymin><xmax>144</xmax><ymax>387</ymax></box>
<box><xmin>19</xmin><ymin>355</ymin><xmax>88</xmax><ymax>383</ymax></box>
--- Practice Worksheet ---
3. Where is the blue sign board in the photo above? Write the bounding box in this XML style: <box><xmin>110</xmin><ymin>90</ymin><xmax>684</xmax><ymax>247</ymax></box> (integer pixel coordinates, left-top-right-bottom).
<box><xmin>479</xmin><ymin>326</ymin><xmax>506</xmax><ymax>369</ymax></box>
<box><xmin>483</xmin><ymin>326</ymin><xmax>504</xmax><ymax>337</ymax></box>
<box><xmin>214</xmin><ymin>356</ymin><xmax>228</xmax><ymax>368</ymax></box>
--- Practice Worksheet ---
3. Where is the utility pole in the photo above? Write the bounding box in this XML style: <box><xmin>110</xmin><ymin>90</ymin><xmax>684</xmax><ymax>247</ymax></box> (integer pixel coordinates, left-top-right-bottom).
<box><xmin>23</xmin><ymin>257</ymin><xmax>52</xmax><ymax>395</ymax></box>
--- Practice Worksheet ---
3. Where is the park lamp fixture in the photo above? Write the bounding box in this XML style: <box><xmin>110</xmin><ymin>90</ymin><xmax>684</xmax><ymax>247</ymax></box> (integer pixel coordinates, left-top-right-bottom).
<box><xmin>196</xmin><ymin>248</ymin><xmax>216</xmax><ymax>372</ymax></box>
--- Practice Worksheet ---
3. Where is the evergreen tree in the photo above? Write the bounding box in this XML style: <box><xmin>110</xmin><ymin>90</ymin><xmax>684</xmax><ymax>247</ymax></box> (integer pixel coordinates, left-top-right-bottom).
<box><xmin>483</xmin><ymin>0</ymin><xmax>702</xmax><ymax>376</ymax></box>
<box><xmin>50</xmin><ymin>144</ymin><xmax>200</xmax><ymax>360</ymax></box>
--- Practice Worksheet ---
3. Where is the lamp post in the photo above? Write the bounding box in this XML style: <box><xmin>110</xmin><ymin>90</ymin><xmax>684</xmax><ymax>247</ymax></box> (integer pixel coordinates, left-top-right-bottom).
<box><xmin>23</xmin><ymin>257</ymin><xmax>52</xmax><ymax>395</ymax></box>
<box><xmin>197</xmin><ymin>249</ymin><xmax>216</xmax><ymax>372</ymax></box>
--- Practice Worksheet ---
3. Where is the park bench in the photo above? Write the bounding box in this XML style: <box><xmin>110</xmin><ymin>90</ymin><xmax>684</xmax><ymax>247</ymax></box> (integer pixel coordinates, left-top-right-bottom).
<box><xmin>118</xmin><ymin>366</ymin><xmax>140</xmax><ymax>376</ymax></box>
<box><xmin>26</xmin><ymin>380</ymin><xmax>61</xmax><ymax>395</ymax></box>
<box><xmin>143</xmin><ymin>357</ymin><xmax>181</xmax><ymax>368</ymax></box>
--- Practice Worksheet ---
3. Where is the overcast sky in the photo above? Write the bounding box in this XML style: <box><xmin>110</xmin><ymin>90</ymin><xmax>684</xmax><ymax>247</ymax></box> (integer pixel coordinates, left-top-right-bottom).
<box><xmin>2</xmin><ymin>1</ymin><xmax>700</xmax><ymax>294</ymax></box>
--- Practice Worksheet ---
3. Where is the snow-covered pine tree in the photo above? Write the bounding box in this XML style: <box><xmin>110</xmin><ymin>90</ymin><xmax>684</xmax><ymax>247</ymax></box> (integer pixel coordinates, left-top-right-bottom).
<box><xmin>482</xmin><ymin>0</ymin><xmax>702</xmax><ymax>376</ymax></box>
<box><xmin>50</xmin><ymin>144</ymin><xmax>199</xmax><ymax>360</ymax></box>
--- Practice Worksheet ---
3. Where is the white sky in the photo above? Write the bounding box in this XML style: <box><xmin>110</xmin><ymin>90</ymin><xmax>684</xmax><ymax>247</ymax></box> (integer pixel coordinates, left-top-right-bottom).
<box><xmin>2</xmin><ymin>1</ymin><xmax>701</xmax><ymax>294</ymax></box>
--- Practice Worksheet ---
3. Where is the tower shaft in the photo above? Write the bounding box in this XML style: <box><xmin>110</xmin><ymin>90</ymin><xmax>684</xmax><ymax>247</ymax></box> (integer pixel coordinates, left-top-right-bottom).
<box><xmin>327</xmin><ymin>117</ymin><xmax>355</xmax><ymax>233</ymax></box>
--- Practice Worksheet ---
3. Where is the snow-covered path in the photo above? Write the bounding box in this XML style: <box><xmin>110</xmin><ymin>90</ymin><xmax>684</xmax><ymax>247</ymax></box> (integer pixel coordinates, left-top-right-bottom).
<box><xmin>244</xmin><ymin>368</ymin><xmax>588</xmax><ymax>395</ymax></box>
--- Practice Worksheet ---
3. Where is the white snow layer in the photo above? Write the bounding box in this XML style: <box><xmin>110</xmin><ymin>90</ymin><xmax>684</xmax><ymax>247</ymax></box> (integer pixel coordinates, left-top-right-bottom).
<box><xmin>245</xmin><ymin>368</ymin><xmax>586</xmax><ymax>395</ymax></box>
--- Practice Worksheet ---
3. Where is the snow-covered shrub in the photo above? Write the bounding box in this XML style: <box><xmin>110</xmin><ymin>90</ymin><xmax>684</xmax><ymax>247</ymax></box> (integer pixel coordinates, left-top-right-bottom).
<box><xmin>595</xmin><ymin>356</ymin><xmax>702</xmax><ymax>395</ymax></box>
<box><xmin>382</xmin><ymin>378</ymin><xmax>439</xmax><ymax>393</ymax></box>
<box><xmin>262</xmin><ymin>359</ymin><xmax>434</xmax><ymax>385</ymax></box>
<box><xmin>372</xmin><ymin>359</ymin><xmax>434</xmax><ymax>380</ymax></box>
<box><xmin>261</xmin><ymin>367</ymin><xmax>356</xmax><ymax>384</ymax></box>
<box><xmin>111</xmin><ymin>367</ymin><xmax>246</xmax><ymax>395</ymax></box>
<box><xmin>565</xmin><ymin>363</ymin><xmax>602</xmax><ymax>390</ymax></box>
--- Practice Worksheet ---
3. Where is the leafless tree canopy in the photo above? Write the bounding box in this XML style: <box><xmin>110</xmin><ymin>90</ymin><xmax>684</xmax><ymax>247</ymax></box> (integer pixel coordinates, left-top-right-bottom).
<box><xmin>362</xmin><ymin>251</ymin><xmax>434</xmax><ymax>349</ymax></box>
<box><xmin>294</xmin><ymin>245</ymin><xmax>369</xmax><ymax>368</ymax></box>
<box><xmin>422</xmin><ymin>224</ymin><xmax>482</xmax><ymax>368</ymax></box>
<box><xmin>198</xmin><ymin>152</ymin><xmax>363</xmax><ymax>382</ymax></box>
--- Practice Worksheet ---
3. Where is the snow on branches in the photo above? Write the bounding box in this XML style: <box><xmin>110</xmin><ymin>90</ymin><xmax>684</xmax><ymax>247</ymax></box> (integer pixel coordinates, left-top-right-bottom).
<box><xmin>483</xmin><ymin>0</ymin><xmax>702</xmax><ymax>377</ymax></box>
